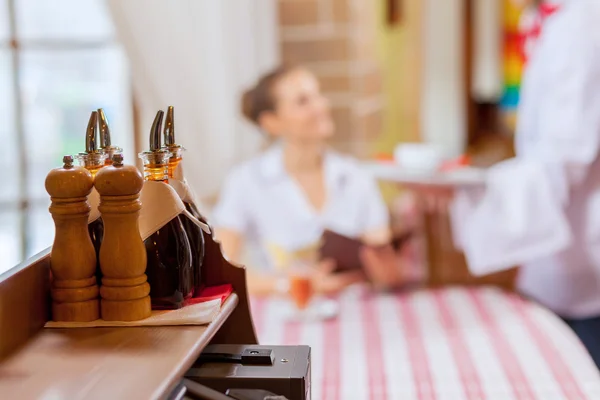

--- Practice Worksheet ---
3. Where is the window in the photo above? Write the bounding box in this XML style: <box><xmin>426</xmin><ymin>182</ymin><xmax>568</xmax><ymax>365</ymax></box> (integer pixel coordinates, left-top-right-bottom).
<box><xmin>0</xmin><ymin>0</ymin><xmax>133</xmax><ymax>274</ymax></box>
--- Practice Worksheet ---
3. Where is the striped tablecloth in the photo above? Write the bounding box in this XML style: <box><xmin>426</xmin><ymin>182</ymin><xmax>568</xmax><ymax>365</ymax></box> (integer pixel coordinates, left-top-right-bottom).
<box><xmin>250</xmin><ymin>286</ymin><xmax>600</xmax><ymax>400</ymax></box>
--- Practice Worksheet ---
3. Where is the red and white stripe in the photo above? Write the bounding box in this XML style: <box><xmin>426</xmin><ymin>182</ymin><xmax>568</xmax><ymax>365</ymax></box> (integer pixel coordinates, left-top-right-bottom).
<box><xmin>321</xmin><ymin>298</ymin><xmax>341</xmax><ymax>400</ymax></box>
<box><xmin>339</xmin><ymin>287</ymin><xmax>369</xmax><ymax>399</ymax></box>
<box><xmin>524</xmin><ymin>299</ymin><xmax>600</xmax><ymax>398</ymax></box>
<box><xmin>444</xmin><ymin>288</ymin><xmax>516</xmax><ymax>399</ymax></box>
<box><xmin>506</xmin><ymin>293</ymin><xmax>585</xmax><ymax>399</ymax></box>
<box><xmin>433</xmin><ymin>290</ymin><xmax>484</xmax><ymax>400</ymax></box>
<box><xmin>376</xmin><ymin>293</ymin><xmax>420</xmax><ymax>398</ymax></box>
<box><xmin>361</xmin><ymin>291</ymin><xmax>387</xmax><ymax>400</ymax></box>
<box><xmin>299</xmin><ymin>304</ymin><xmax>325</xmax><ymax>400</ymax></box>
<box><xmin>252</xmin><ymin>286</ymin><xmax>600</xmax><ymax>399</ymax></box>
<box><xmin>469</xmin><ymin>289</ymin><xmax>536</xmax><ymax>400</ymax></box>
<box><xmin>396</xmin><ymin>292</ymin><xmax>437</xmax><ymax>400</ymax></box>
<box><xmin>479</xmin><ymin>289</ymin><xmax>564</xmax><ymax>399</ymax></box>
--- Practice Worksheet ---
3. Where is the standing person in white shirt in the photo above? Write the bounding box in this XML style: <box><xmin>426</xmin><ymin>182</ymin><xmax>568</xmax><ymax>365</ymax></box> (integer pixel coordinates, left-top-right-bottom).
<box><xmin>213</xmin><ymin>66</ymin><xmax>406</xmax><ymax>295</ymax></box>
<box><xmin>411</xmin><ymin>0</ymin><xmax>600</xmax><ymax>367</ymax></box>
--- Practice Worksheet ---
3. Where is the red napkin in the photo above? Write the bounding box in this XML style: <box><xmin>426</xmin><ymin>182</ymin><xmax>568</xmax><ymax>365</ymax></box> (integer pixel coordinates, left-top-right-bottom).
<box><xmin>184</xmin><ymin>284</ymin><xmax>233</xmax><ymax>306</ymax></box>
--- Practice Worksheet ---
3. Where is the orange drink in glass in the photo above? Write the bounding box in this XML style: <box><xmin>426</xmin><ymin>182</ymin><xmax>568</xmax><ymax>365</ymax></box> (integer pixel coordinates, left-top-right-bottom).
<box><xmin>288</xmin><ymin>262</ymin><xmax>314</xmax><ymax>311</ymax></box>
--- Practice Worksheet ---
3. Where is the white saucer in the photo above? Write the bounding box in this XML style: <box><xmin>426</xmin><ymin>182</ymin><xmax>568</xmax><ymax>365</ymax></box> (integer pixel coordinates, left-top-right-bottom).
<box><xmin>363</xmin><ymin>161</ymin><xmax>487</xmax><ymax>187</ymax></box>
<box><xmin>281</xmin><ymin>297</ymin><xmax>339</xmax><ymax>322</ymax></box>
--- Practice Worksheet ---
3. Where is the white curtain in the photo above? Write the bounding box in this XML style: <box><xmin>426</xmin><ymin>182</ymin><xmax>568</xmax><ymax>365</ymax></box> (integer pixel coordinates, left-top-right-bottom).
<box><xmin>106</xmin><ymin>0</ymin><xmax>279</xmax><ymax>198</ymax></box>
<box><xmin>421</xmin><ymin>0</ymin><xmax>466</xmax><ymax>158</ymax></box>
<box><xmin>472</xmin><ymin>0</ymin><xmax>502</xmax><ymax>101</ymax></box>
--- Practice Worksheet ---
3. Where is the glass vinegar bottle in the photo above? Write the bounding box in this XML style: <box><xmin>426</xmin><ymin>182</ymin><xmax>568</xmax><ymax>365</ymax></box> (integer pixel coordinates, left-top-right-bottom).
<box><xmin>139</xmin><ymin>110</ymin><xmax>193</xmax><ymax>309</ymax></box>
<box><xmin>164</xmin><ymin>106</ymin><xmax>205</xmax><ymax>296</ymax></box>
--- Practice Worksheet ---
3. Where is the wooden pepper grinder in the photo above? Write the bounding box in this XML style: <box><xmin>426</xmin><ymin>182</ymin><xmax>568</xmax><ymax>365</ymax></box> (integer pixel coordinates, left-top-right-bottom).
<box><xmin>95</xmin><ymin>153</ymin><xmax>151</xmax><ymax>321</ymax></box>
<box><xmin>45</xmin><ymin>155</ymin><xmax>99</xmax><ymax>322</ymax></box>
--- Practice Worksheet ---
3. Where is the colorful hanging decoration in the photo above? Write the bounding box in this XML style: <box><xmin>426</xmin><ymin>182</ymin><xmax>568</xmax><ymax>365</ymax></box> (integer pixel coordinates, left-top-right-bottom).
<box><xmin>500</xmin><ymin>0</ymin><xmax>527</xmax><ymax>133</ymax></box>
<box><xmin>500</xmin><ymin>1</ymin><xmax>561</xmax><ymax>133</ymax></box>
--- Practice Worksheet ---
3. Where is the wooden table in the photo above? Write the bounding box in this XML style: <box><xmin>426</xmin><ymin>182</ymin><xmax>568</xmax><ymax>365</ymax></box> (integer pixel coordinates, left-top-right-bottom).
<box><xmin>252</xmin><ymin>286</ymin><xmax>600</xmax><ymax>399</ymax></box>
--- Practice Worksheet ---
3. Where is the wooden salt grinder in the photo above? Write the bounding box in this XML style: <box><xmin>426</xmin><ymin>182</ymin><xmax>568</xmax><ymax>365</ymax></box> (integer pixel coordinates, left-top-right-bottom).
<box><xmin>45</xmin><ymin>155</ymin><xmax>99</xmax><ymax>322</ymax></box>
<box><xmin>95</xmin><ymin>154</ymin><xmax>151</xmax><ymax>321</ymax></box>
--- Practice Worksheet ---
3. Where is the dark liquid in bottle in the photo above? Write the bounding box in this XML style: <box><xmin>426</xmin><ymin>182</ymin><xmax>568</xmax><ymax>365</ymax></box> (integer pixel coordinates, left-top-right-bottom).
<box><xmin>182</xmin><ymin>201</ymin><xmax>205</xmax><ymax>297</ymax></box>
<box><xmin>144</xmin><ymin>216</ymin><xmax>193</xmax><ymax>309</ymax></box>
<box><xmin>88</xmin><ymin>217</ymin><xmax>104</xmax><ymax>284</ymax></box>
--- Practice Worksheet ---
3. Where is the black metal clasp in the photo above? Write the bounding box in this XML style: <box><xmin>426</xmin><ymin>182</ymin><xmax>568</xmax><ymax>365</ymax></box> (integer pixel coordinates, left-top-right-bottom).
<box><xmin>198</xmin><ymin>348</ymin><xmax>274</xmax><ymax>366</ymax></box>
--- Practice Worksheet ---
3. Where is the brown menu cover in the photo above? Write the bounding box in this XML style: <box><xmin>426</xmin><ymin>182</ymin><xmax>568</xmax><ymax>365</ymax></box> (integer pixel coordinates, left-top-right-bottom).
<box><xmin>319</xmin><ymin>229</ymin><xmax>413</xmax><ymax>273</ymax></box>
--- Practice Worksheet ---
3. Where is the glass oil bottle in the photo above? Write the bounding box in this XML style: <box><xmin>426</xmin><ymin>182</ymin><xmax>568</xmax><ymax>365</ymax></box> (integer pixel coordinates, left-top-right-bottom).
<box><xmin>139</xmin><ymin>110</ymin><xmax>193</xmax><ymax>309</ymax></box>
<box><xmin>163</xmin><ymin>106</ymin><xmax>205</xmax><ymax>296</ymax></box>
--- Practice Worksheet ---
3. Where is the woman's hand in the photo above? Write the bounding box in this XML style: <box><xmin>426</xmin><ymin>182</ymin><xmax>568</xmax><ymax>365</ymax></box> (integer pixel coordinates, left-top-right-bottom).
<box><xmin>359</xmin><ymin>244</ymin><xmax>412</xmax><ymax>291</ymax></box>
<box><xmin>309</xmin><ymin>259</ymin><xmax>365</xmax><ymax>294</ymax></box>
<box><xmin>403</xmin><ymin>183</ymin><xmax>455</xmax><ymax>213</ymax></box>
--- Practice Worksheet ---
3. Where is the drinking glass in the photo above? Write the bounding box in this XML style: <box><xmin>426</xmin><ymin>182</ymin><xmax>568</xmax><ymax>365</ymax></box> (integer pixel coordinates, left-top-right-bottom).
<box><xmin>287</xmin><ymin>260</ymin><xmax>314</xmax><ymax>317</ymax></box>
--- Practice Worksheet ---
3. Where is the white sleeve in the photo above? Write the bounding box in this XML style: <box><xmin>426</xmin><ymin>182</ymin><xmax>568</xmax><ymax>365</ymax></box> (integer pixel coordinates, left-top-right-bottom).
<box><xmin>359</xmin><ymin>172</ymin><xmax>390</xmax><ymax>232</ymax></box>
<box><xmin>211</xmin><ymin>168</ymin><xmax>251</xmax><ymax>234</ymax></box>
<box><xmin>451</xmin><ymin>161</ymin><xmax>573</xmax><ymax>275</ymax></box>
<box><xmin>451</xmin><ymin>4</ymin><xmax>600</xmax><ymax>275</ymax></box>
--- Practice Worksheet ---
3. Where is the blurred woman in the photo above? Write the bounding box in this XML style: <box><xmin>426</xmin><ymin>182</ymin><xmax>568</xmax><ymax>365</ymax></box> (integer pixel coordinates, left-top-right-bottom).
<box><xmin>213</xmin><ymin>66</ymin><xmax>405</xmax><ymax>295</ymax></box>
<box><xmin>413</xmin><ymin>0</ymin><xmax>600</xmax><ymax>366</ymax></box>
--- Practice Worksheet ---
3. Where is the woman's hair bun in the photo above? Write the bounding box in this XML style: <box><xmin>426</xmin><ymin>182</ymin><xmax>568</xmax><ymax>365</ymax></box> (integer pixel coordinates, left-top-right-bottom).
<box><xmin>240</xmin><ymin>64</ymin><xmax>297</xmax><ymax>125</ymax></box>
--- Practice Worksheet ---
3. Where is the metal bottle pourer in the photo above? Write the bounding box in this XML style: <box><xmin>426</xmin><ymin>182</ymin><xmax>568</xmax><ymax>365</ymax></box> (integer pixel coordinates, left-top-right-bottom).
<box><xmin>163</xmin><ymin>106</ymin><xmax>185</xmax><ymax>159</ymax></box>
<box><xmin>98</xmin><ymin>108</ymin><xmax>123</xmax><ymax>162</ymax></box>
<box><xmin>138</xmin><ymin>110</ymin><xmax>172</xmax><ymax>176</ymax></box>
<box><xmin>76</xmin><ymin>111</ymin><xmax>107</xmax><ymax>173</ymax></box>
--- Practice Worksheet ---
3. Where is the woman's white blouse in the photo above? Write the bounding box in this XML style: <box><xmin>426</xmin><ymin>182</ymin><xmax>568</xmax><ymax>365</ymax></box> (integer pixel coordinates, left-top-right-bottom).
<box><xmin>212</xmin><ymin>145</ymin><xmax>389</xmax><ymax>270</ymax></box>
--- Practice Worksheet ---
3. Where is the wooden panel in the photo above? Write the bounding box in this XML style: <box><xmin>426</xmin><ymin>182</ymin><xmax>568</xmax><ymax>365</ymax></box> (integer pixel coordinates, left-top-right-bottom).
<box><xmin>464</xmin><ymin>0</ymin><xmax>477</xmax><ymax>145</ymax></box>
<box><xmin>332</xmin><ymin>0</ymin><xmax>350</xmax><ymax>22</ymax></box>
<box><xmin>201</xmin><ymin>226</ymin><xmax>258</xmax><ymax>345</ymax></box>
<box><xmin>281</xmin><ymin>37</ymin><xmax>351</xmax><ymax>64</ymax></box>
<box><xmin>0</xmin><ymin>249</ymin><xmax>50</xmax><ymax>360</ymax></box>
<box><xmin>422</xmin><ymin>206</ymin><xmax>517</xmax><ymax>290</ymax></box>
<box><xmin>0</xmin><ymin>294</ymin><xmax>238</xmax><ymax>400</ymax></box>
<box><xmin>279</xmin><ymin>0</ymin><xmax>320</xmax><ymax>26</ymax></box>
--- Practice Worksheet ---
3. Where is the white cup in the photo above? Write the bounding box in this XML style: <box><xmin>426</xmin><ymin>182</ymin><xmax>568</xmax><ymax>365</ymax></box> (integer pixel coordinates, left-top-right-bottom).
<box><xmin>393</xmin><ymin>143</ymin><xmax>443</xmax><ymax>172</ymax></box>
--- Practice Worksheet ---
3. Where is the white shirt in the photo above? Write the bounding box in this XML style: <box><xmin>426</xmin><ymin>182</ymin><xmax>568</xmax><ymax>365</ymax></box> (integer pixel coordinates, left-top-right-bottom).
<box><xmin>212</xmin><ymin>145</ymin><xmax>389</xmax><ymax>270</ymax></box>
<box><xmin>451</xmin><ymin>0</ymin><xmax>600</xmax><ymax>318</ymax></box>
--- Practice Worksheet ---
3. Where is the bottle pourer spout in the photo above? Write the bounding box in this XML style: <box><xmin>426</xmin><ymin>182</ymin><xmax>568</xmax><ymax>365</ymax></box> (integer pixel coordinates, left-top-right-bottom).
<box><xmin>164</xmin><ymin>106</ymin><xmax>175</xmax><ymax>146</ymax></box>
<box><xmin>149</xmin><ymin>110</ymin><xmax>164</xmax><ymax>152</ymax></box>
<box><xmin>98</xmin><ymin>108</ymin><xmax>111</xmax><ymax>148</ymax></box>
<box><xmin>85</xmin><ymin>111</ymin><xmax>99</xmax><ymax>153</ymax></box>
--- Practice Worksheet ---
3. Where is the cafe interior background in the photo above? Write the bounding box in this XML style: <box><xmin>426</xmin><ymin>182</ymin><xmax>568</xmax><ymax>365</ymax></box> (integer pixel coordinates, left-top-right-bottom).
<box><xmin>0</xmin><ymin>0</ymin><xmax>519</xmax><ymax>276</ymax></box>
<box><xmin>8</xmin><ymin>1</ymin><xmax>600</xmax><ymax>399</ymax></box>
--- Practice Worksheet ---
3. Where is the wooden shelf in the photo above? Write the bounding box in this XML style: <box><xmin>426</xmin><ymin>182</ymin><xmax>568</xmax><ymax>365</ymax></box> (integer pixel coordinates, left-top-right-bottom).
<box><xmin>0</xmin><ymin>217</ymin><xmax>257</xmax><ymax>399</ymax></box>
<box><xmin>0</xmin><ymin>294</ymin><xmax>238</xmax><ymax>400</ymax></box>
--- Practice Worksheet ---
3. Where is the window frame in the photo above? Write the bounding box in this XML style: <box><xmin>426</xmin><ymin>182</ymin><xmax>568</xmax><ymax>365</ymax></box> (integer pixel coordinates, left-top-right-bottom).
<box><xmin>1</xmin><ymin>0</ymin><xmax>129</xmax><ymax>261</ymax></box>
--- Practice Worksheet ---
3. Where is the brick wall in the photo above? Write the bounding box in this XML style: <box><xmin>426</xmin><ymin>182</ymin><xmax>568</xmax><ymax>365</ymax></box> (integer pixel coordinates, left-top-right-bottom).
<box><xmin>278</xmin><ymin>0</ymin><xmax>383</xmax><ymax>157</ymax></box>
